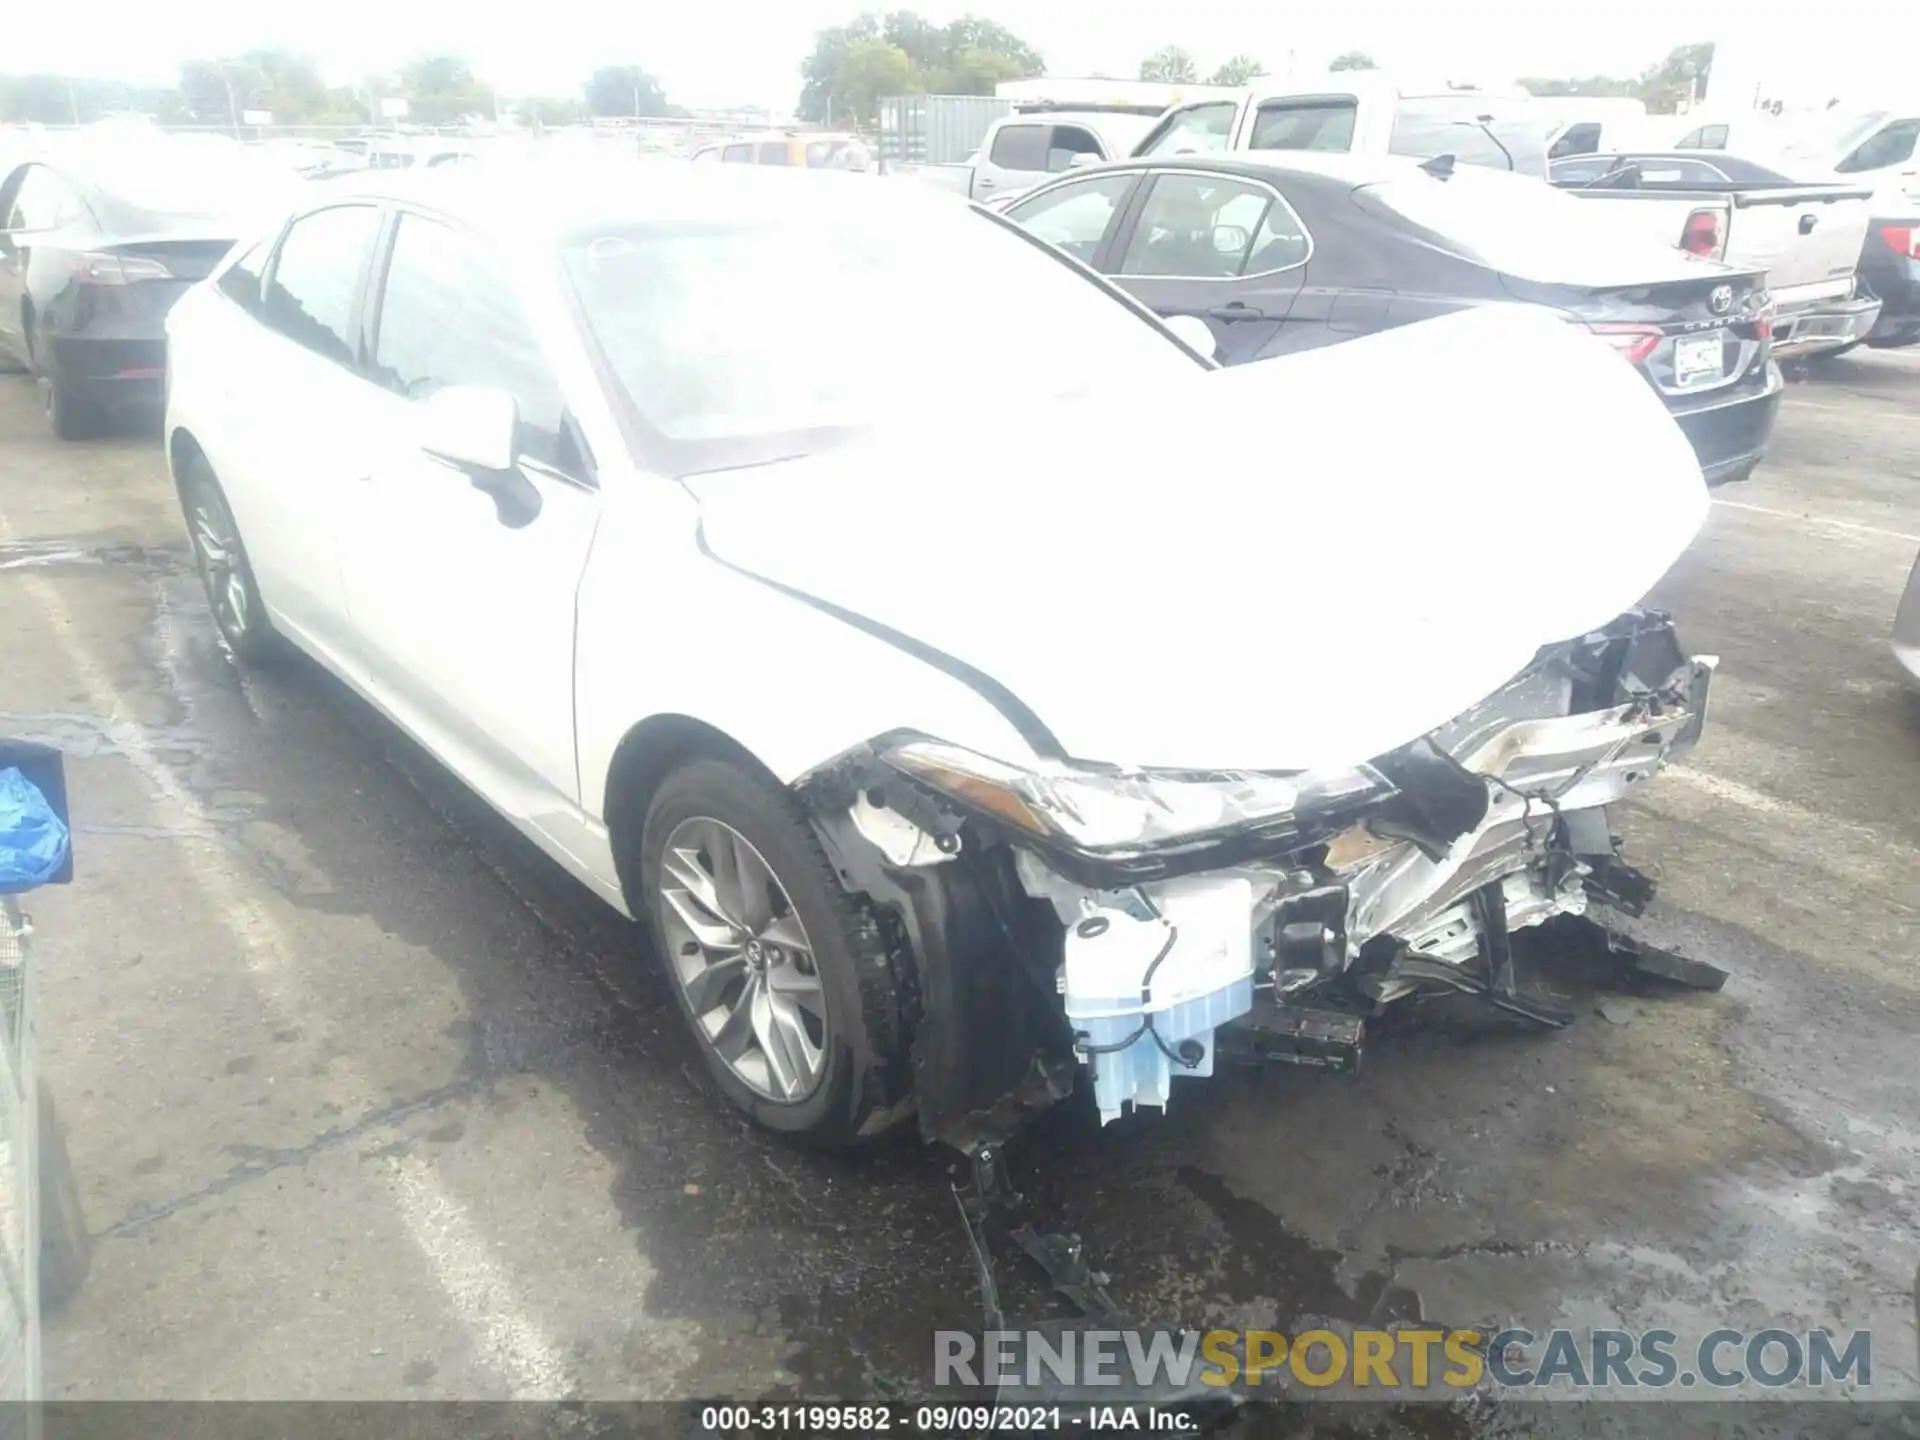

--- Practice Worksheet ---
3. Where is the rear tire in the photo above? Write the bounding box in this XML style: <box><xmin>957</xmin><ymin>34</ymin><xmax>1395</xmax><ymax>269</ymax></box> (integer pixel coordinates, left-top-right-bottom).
<box><xmin>636</xmin><ymin>757</ymin><xmax>914</xmax><ymax>1148</ymax></box>
<box><xmin>40</xmin><ymin>371</ymin><xmax>104</xmax><ymax>442</ymax></box>
<box><xmin>37</xmin><ymin>1087</ymin><xmax>90</xmax><ymax>1314</ymax></box>
<box><xmin>178</xmin><ymin>453</ymin><xmax>282</xmax><ymax>664</ymax></box>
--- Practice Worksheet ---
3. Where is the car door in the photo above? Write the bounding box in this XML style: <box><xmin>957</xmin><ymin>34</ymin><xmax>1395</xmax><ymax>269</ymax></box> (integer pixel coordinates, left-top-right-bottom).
<box><xmin>1106</xmin><ymin>171</ymin><xmax>1310</xmax><ymax>364</ymax></box>
<box><xmin>216</xmin><ymin>202</ymin><xmax>387</xmax><ymax>652</ymax></box>
<box><xmin>1001</xmin><ymin>172</ymin><xmax>1142</xmax><ymax>267</ymax></box>
<box><xmin>338</xmin><ymin>208</ymin><xmax>598</xmax><ymax>808</ymax></box>
<box><xmin>973</xmin><ymin>122</ymin><xmax>1052</xmax><ymax>201</ymax></box>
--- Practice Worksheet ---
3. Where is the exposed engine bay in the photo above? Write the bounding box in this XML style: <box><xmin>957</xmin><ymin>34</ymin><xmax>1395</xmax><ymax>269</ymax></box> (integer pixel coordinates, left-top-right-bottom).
<box><xmin>799</xmin><ymin>607</ymin><xmax>1723</xmax><ymax>1153</ymax></box>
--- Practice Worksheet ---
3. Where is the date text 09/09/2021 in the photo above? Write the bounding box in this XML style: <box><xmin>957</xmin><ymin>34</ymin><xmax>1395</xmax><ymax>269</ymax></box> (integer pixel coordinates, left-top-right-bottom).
<box><xmin>698</xmin><ymin>1405</ymin><xmax>1199</xmax><ymax>1433</ymax></box>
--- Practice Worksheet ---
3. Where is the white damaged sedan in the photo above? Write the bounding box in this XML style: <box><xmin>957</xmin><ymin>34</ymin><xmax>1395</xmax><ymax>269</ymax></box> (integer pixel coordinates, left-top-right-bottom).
<box><xmin>162</xmin><ymin>158</ymin><xmax>1717</xmax><ymax>1149</ymax></box>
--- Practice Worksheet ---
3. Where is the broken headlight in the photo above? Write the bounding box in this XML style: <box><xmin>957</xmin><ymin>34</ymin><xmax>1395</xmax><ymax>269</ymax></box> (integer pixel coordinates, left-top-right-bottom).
<box><xmin>882</xmin><ymin>739</ymin><xmax>1390</xmax><ymax>854</ymax></box>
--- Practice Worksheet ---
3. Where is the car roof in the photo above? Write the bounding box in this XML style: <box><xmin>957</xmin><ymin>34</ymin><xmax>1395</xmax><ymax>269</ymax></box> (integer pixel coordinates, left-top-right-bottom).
<box><xmin>1096</xmin><ymin>149</ymin><xmax>1451</xmax><ymax>188</ymax></box>
<box><xmin>301</xmin><ymin>154</ymin><xmax>952</xmax><ymax>240</ymax></box>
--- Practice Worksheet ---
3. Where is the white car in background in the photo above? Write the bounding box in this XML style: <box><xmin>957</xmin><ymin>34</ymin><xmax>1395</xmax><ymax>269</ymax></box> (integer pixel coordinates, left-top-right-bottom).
<box><xmin>160</xmin><ymin>158</ymin><xmax>1716</xmax><ymax>1149</ymax></box>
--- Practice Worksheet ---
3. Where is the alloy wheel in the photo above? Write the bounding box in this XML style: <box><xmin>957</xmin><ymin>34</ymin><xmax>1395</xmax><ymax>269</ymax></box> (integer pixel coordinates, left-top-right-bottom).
<box><xmin>657</xmin><ymin>816</ymin><xmax>830</xmax><ymax>1103</ymax></box>
<box><xmin>188</xmin><ymin>491</ymin><xmax>251</xmax><ymax>646</ymax></box>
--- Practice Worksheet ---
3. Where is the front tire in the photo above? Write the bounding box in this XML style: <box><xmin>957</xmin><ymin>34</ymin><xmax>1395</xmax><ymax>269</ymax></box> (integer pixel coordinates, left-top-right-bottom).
<box><xmin>637</xmin><ymin>757</ymin><xmax>914</xmax><ymax>1148</ymax></box>
<box><xmin>178</xmin><ymin>453</ymin><xmax>281</xmax><ymax>664</ymax></box>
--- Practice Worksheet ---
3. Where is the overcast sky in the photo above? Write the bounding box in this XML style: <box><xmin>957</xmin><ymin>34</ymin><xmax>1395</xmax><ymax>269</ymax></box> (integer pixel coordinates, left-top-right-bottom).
<box><xmin>11</xmin><ymin>0</ymin><xmax>1906</xmax><ymax>113</ymax></box>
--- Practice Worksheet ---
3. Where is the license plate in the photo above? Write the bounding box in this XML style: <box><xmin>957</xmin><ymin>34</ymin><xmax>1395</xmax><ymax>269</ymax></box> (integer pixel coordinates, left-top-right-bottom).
<box><xmin>1674</xmin><ymin>333</ymin><xmax>1725</xmax><ymax>385</ymax></box>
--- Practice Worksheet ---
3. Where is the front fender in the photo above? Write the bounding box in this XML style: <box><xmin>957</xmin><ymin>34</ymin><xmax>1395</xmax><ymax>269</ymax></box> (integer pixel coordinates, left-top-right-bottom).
<box><xmin>573</xmin><ymin>482</ymin><xmax>1046</xmax><ymax>824</ymax></box>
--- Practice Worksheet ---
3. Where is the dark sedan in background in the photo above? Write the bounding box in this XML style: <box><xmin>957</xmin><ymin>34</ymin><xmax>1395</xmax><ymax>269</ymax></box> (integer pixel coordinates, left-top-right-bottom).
<box><xmin>1002</xmin><ymin>151</ymin><xmax>1783</xmax><ymax>485</ymax></box>
<box><xmin>0</xmin><ymin>140</ymin><xmax>273</xmax><ymax>439</ymax></box>
<box><xmin>1852</xmin><ymin>211</ymin><xmax>1920</xmax><ymax>352</ymax></box>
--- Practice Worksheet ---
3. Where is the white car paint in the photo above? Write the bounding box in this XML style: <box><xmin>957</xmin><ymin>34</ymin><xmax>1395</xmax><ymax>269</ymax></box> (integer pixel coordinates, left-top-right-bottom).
<box><xmin>693</xmin><ymin>303</ymin><xmax>1709</xmax><ymax>775</ymax></box>
<box><xmin>162</xmin><ymin>163</ymin><xmax>1707</xmax><ymax>938</ymax></box>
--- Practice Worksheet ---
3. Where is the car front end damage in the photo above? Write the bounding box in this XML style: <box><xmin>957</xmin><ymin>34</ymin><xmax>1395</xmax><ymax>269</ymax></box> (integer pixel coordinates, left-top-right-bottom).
<box><xmin>799</xmin><ymin>607</ymin><xmax>1722</xmax><ymax>1153</ymax></box>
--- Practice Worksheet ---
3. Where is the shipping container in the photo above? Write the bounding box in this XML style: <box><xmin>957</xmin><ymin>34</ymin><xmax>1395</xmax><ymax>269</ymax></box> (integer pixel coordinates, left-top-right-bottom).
<box><xmin>876</xmin><ymin>93</ymin><xmax>1012</xmax><ymax>166</ymax></box>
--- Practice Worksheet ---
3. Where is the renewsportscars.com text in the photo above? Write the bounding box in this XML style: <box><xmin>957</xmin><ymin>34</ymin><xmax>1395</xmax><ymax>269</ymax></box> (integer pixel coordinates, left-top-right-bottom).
<box><xmin>935</xmin><ymin>1326</ymin><xmax>1874</xmax><ymax>1393</ymax></box>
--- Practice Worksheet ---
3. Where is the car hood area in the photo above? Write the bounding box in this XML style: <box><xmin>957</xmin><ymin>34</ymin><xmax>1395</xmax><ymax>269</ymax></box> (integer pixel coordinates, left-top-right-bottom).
<box><xmin>689</xmin><ymin>304</ymin><xmax>1711</xmax><ymax>775</ymax></box>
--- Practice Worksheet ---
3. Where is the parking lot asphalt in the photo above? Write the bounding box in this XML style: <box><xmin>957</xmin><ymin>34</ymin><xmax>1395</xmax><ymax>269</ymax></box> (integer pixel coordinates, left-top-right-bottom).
<box><xmin>0</xmin><ymin>356</ymin><xmax>1915</xmax><ymax>1421</ymax></box>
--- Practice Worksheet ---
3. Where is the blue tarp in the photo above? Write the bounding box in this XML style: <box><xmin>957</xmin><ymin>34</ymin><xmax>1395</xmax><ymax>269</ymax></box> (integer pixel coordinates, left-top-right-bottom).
<box><xmin>0</xmin><ymin>766</ymin><xmax>70</xmax><ymax>893</ymax></box>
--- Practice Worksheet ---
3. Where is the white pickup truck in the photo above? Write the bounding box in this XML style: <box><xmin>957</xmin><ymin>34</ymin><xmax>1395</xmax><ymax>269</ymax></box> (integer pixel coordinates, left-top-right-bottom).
<box><xmin>1549</xmin><ymin>150</ymin><xmax>1879</xmax><ymax>359</ymax></box>
<box><xmin>896</xmin><ymin>109</ymin><xmax>1157</xmax><ymax>204</ymax></box>
<box><xmin>1128</xmin><ymin>71</ymin><xmax>1550</xmax><ymax>177</ymax></box>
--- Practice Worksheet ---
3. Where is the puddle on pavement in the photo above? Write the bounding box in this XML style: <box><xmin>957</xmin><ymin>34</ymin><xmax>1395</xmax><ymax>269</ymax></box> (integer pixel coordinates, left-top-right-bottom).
<box><xmin>0</xmin><ymin>536</ymin><xmax>191</xmax><ymax>575</ymax></box>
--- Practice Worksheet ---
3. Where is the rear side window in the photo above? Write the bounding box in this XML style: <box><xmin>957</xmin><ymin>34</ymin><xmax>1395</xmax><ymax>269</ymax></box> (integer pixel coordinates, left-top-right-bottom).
<box><xmin>1138</xmin><ymin>102</ymin><xmax>1239</xmax><ymax>158</ymax></box>
<box><xmin>216</xmin><ymin>239</ymin><xmax>272</xmax><ymax>311</ymax></box>
<box><xmin>989</xmin><ymin>124</ymin><xmax>1050</xmax><ymax>171</ymax></box>
<box><xmin>1838</xmin><ymin>118</ymin><xmax>1920</xmax><ymax>173</ymax></box>
<box><xmin>1007</xmin><ymin>173</ymin><xmax>1135</xmax><ymax>262</ymax></box>
<box><xmin>369</xmin><ymin>213</ymin><xmax>573</xmax><ymax>474</ymax></box>
<box><xmin>261</xmin><ymin>205</ymin><xmax>382</xmax><ymax>367</ymax></box>
<box><xmin>1119</xmin><ymin>173</ymin><xmax>1305</xmax><ymax>278</ymax></box>
<box><xmin>1249</xmin><ymin>101</ymin><xmax>1357</xmax><ymax>154</ymax></box>
<box><xmin>757</xmin><ymin>141</ymin><xmax>791</xmax><ymax>165</ymax></box>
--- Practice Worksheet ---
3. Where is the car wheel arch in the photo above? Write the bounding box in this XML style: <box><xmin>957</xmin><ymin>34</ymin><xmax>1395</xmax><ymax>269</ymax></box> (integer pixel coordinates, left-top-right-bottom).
<box><xmin>604</xmin><ymin>713</ymin><xmax>791</xmax><ymax>910</ymax></box>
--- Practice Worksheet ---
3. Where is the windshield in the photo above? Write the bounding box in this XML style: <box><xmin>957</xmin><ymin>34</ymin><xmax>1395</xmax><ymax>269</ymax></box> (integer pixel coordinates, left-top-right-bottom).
<box><xmin>1388</xmin><ymin>95</ymin><xmax>1548</xmax><ymax>177</ymax></box>
<box><xmin>59</xmin><ymin>131</ymin><xmax>297</xmax><ymax>226</ymax></box>
<box><xmin>564</xmin><ymin>191</ymin><xmax>1199</xmax><ymax>472</ymax></box>
<box><xmin>1777</xmin><ymin>108</ymin><xmax>1891</xmax><ymax>163</ymax></box>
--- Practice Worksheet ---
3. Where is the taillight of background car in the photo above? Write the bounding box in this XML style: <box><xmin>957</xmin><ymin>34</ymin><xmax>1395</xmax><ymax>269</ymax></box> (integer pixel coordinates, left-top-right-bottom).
<box><xmin>68</xmin><ymin>252</ymin><xmax>173</xmax><ymax>287</ymax></box>
<box><xmin>1680</xmin><ymin>208</ymin><xmax>1725</xmax><ymax>261</ymax></box>
<box><xmin>1880</xmin><ymin>224</ymin><xmax>1920</xmax><ymax>260</ymax></box>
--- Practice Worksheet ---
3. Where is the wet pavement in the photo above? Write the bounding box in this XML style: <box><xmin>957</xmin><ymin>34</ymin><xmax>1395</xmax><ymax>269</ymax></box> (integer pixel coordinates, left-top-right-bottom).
<box><xmin>0</xmin><ymin>357</ymin><xmax>1915</xmax><ymax>1429</ymax></box>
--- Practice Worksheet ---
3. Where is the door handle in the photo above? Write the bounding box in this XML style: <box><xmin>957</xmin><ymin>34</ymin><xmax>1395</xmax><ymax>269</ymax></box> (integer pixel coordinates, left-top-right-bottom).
<box><xmin>1799</xmin><ymin>213</ymin><xmax>1818</xmax><ymax>234</ymax></box>
<box><xmin>1206</xmin><ymin>304</ymin><xmax>1267</xmax><ymax>323</ymax></box>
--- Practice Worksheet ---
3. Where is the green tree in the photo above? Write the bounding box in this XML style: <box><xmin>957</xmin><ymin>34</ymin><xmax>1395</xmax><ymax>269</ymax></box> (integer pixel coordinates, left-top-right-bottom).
<box><xmin>797</xmin><ymin>10</ymin><xmax>1043</xmax><ymax>123</ymax></box>
<box><xmin>1329</xmin><ymin>51</ymin><xmax>1378</xmax><ymax>72</ymax></box>
<box><xmin>1139</xmin><ymin>46</ymin><xmax>1198</xmax><ymax>84</ymax></box>
<box><xmin>397</xmin><ymin>54</ymin><xmax>495</xmax><ymax>126</ymax></box>
<box><xmin>1208</xmin><ymin>54</ymin><xmax>1265</xmax><ymax>86</ymax></box>
<box><xmin>584</xmin><ymin>65</ymin><xmax>668</xmax><ymax>118</ymax></box>
<box><xmin>836</xmin><ymin>39</ymin><xmax>919</xmax><ymax>124</ymax></box>
<box><xmin>1634</xmin><ymin>41</ymin><xmax>1714</xmax><ymax>114</ymax></box>
<box><xmin>1519</xmin><ymin>74</ymin><xmax>1637</xmax><ymax>98</ymax></box>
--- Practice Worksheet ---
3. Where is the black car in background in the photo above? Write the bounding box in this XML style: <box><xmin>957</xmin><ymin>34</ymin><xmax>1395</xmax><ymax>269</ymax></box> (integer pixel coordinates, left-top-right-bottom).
<box><xmin>0</xmin><ymin>140</ymin><xmax>271</xmax><ymax>439</ymax></box>
<box><xmin>1850</xmin><ymin>211</ymin><xmax>1920</xmax><ymax>352</ymax></box>
<box><xmin>1002</xmin><ymin>151</ymin><xmax>1783</xmax><ymax>485</ymax></box>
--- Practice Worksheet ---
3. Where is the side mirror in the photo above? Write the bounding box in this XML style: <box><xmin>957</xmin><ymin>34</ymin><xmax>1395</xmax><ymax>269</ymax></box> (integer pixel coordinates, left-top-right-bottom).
<box><xmin>1162</xmin><ymin>313</ymin><xmax>1219</xmax><ymax>362</ymax></box>
<box><xmin>417</xmin><ymin>385</ymin><xmax>517</xmax><ymax>474</ymax></box>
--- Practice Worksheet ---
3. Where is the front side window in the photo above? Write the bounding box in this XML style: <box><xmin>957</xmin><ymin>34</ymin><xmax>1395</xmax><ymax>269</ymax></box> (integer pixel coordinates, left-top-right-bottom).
<box><xmin>1045</xmin><ymin>125</ymin><xmax>1103</xmax><ymax>172</ymax></box>
<box><xmin>721</xmin><ymin>144</ymin><xmax>754</xmax><ymax>163</ymax></box>
<box><xmin>1548</xmin><ymin>122</ymin><xmax>1602</xmax><ymax>159</ymax></box>
<box><xmin>261</xmin><ymin>205</ymin><xmax>382</xmax><ymax>367</ymax></box>
<box><xmin>1119</xmin><ymin>174</ymin><xmax>1291</xmax><ymax>278</ymax></box>
<box><xmin>1138</xmin><ymin>102</ymin><xmax>1239</xmax><ymax>158</ymax></box>
<box><xmin>1007</xmin><ymin>174</ymin><xmax>1134</xmax><ymax>262</ymax></box>
<box><xmin>1839</xmin><ymin>118</ymin><xmax>1920</xmax><ymax>173</ymax></box>
<box><xmin>1249</xmin><ymin>100</ymin><xmax>1357</xmax><ymax>154</ymax></box>
<box><xmin>757</xmin><ymin>141</ymin><xmax>791</xmax><ymax>166</ymax></box>
<box><xmin>988</xmin><ymin>124</ymin><xmax>1050</xmax><ymax>172</ymax></box>
<box><xmin>370</xmin><ymin>214</ymin><xmax>571</xmax><ymax>472</ymax></box>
